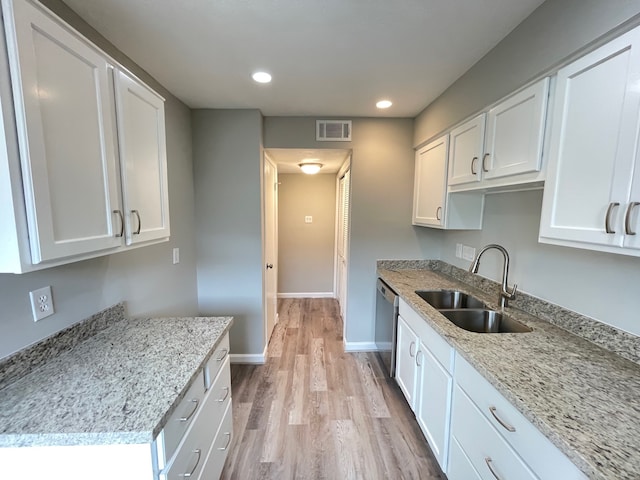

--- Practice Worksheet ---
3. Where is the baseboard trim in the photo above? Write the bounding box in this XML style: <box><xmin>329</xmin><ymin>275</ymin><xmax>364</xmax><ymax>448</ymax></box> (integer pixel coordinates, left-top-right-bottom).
<box><xmin>230</xmin><ymin>348</ymin><xmax>267</xmax><ymax>365</ymax></box>
<box><xmin>343</xmin><ymin>341</ymin><xmax>379</xmax><ymax>352</ymax></box>
<box><xmin>278</xmin><ymin>292</ymin><xmax>335</xmax><ymax>299</ymax></box>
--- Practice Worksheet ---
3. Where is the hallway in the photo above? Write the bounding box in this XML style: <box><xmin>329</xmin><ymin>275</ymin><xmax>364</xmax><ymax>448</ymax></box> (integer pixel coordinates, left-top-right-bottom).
<box><xmin>221</xmin><ymin>298</ymin><xmax>445</xmax><ymax>479</ymax></box>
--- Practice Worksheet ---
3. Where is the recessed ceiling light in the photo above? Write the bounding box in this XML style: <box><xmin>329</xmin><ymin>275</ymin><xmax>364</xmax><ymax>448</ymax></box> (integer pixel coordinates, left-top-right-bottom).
<box><xmin>252</xmin><ymin>71</ymin><xmax>272</xmax><ymax>83</ymax></box>
<box><xmin>376</xmin><ymin>100</ymin><xmax>393</xmax><ymax>109</ymax></box>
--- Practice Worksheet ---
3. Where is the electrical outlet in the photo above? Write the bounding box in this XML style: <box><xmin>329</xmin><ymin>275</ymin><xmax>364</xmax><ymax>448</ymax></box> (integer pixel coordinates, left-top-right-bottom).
<box><xmin>305</xmin><ymin>216</ymin><xmax>313</xmax><ymax>223</ymax></box>
<box><xmin>455</xmin><ymin>243</ymin><xmax>463</xmax><ymax>258</ymax></box>
<box><xmin>172</xmin><ymin>247</ymin><xmax>180</xmax><ymax>265</ymax></box>
<box><xmin>29</xmin><ymin>286</ymin><xmax>55</xmax><ymax>322</ymax></box>
<box><xmin>462</xmin><ymin>245</ymin><xmax>476</xmax><ymax>262</ymax></box>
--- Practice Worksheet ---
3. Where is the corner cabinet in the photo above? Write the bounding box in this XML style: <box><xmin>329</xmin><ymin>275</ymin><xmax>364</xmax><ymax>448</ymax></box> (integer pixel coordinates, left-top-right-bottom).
<box><xmin>0</xmin><ymin>0</ymin><xmax>170</xmax><ymax>273</ymax></box>
<box><xmin>412</xmin><ymin>136</ymin><xmax>484</xmax><ymax>230</ymax></box>
<box><xmin>539</xmin><ymin>25</ymin><xmax>640</xmax><ymax>256</ymax></box>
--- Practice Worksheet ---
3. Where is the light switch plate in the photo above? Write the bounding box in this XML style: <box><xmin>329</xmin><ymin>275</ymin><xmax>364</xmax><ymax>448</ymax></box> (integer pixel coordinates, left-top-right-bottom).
<box><xmin>462</xmin><ymin>245</ymin><xmax>476</xmax><ymax>261</ymax></box>
<box><xmin>172</xmin><ymin>247</ymin><xmax>180</xmax><ymax>264</ymax></box>
<box><xmin>29</xmin><ymin>286</ymin><xmax>55</xmax><ymax>322</ymax></box>
<box><xmin>455</xmin><ymin>243</ymin><xmax>463</xmax><ymax>258</ymax></box>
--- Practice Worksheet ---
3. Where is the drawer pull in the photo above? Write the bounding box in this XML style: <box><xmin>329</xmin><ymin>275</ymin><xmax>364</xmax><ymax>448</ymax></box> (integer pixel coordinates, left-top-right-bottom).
<box><xmin>181</xmin><ymin>449</ymin><xmax>201</xmax><ymax>478</ymax></box>
<box><xmin>625</xmin><ymin>202</ymin><xmax>640</xmax><ymax>235</ymax></box>
<box><xmin>131</xmin><ymin>209</ymin><xmax>142</xmax><ymax>235</ymax></box>
<box><xmin>218</xmin><ymin>386</ymin><xmax>230</xmax><ymax>403</ymax></box>
<box><xmin>482</xmin><ymin>153</ymin><xmax>490</xmax><ymax>172</ymax></box>
<box><xmin>216</xmin><ymin>348</ymin><xmax>229</xmax><ymax>362</ymax></box>
<box><xmin>605</xmin><ymin>202</ymin><xmax>620</xmax><ymax>234</ymax></box>
<box><xmin>218</xmin><ymin>432</ymin><xmax>232</xmax><ymax>451</ymax></box>
<box><xmin>409</xmin><ymin>341</ymin><xmax>416</xmax><ymax>357</ymax></box>
<box><xmin>489</xmin><ymin>406</ymin><xmax>516</xmax><ymax>432</ymax></box>
<box><xmin>113</xmin><ymin>210</ymin><xmax>124</xmax><ymax>237</ymax></box>
<box><xmin>471</xmin><ymin>156</ymin><xmax>478</xmax><ymax>175</ymax></box>
<box><xmin>179</xmin><ymin>399</ymin><xmax>199</xmax><ymax>422</ymax></box>
<box><xmin>415</xmin><ymin>349</ymin><xmax>423</xmax><ymax>367</ymax></box>
<box><xmin>485</xmin><ymin>457</ymin><xmax>502</xmax><ymax>480</ymax></box>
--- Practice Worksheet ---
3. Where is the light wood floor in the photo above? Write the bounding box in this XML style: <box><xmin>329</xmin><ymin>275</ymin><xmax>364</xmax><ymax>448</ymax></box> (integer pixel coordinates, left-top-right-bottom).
<box><xmin>220</xmin><ymin>298</ymin><xmax>445</xmax><ymax>480</ymax></box>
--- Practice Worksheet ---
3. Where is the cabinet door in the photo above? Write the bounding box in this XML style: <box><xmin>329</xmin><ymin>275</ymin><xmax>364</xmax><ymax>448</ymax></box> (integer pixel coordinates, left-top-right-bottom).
<box><xmin>540</xmin><ymin>28</ymin><xmax>640</xmax><ymax>248</ymax></box>
<box><xmin>3</xmin><ymin>0</ymin><xmax>121</xmax><ymax>263</ymax></box>
<box><xmin>114</xmin><ymin>69</ymin><xmax>170</xmax><ymax>245</ymax></box>
<box><xmin>395</xmin><ymin>314</ymin><xmax>419</xmax><ymax>409</ymax></box>
<box><xmin>413</xmin><ymin>135</ymin><xmax>448</xmax><ymax>227</ymax></box>
<box><xmin>448</xmin><ymin>114</ymin><xmax>485</xmax><ymax>186</ymax></box>
<box><xmin>415</xmin><ymin>342</ymin><xmax>453</xmax><ymax>472</ymax></box>
<box><xmin>624</xmin><ymin>162</ymin><xmax>640</xmax><ymax>250</ymax></box>
<box><xmin>483</xmin><ymin>78</ymin><xmax>548</xmax><ymax>180</ymax></box>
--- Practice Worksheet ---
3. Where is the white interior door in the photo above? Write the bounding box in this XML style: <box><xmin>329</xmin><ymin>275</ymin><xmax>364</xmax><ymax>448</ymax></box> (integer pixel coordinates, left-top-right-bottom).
<box><xmin>336</xmin><ymin>163</ymin><xmax>351</xmax><ymax>320</ymax></box>
<box><xmin>264</xmin><ymin>154</ymin><xmax>278</xmax><ymax>344</ymax></box>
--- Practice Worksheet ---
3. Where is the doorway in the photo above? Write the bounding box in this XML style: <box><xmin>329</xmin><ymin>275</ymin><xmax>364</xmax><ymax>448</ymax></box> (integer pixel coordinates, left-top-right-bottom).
<box><xmin>262</xmin><ymin>148</ymin><xmax>351</xmax><ymax>343</ymax></box>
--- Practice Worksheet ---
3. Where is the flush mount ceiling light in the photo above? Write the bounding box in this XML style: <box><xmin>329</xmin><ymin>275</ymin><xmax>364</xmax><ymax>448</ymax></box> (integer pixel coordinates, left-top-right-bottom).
<box><xmin>376</xmin><ymin>100</ymin><xmax>393</xmax><ymax>109</ymax></box>
<box><xmin>252</xmin><ymin>71</ymin><xmax>272</xmax><ymax>83</ymax></box>
<box><xmin>298</xmin><ymin>162</ymin><xmax>323</xmax><ymax>174</ymax></box>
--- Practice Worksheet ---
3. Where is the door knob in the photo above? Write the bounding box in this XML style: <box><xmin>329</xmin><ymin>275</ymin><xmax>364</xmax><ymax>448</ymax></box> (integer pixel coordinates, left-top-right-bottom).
<box><xmin>266</xmin><ymin>263</ymin><xmax>274</xmax><ymax>269</ymax></box>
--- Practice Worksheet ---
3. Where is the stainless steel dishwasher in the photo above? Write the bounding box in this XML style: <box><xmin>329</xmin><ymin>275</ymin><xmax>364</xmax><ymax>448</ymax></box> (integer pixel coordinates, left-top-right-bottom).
<box><xmin>375</xmin><ymin>278</ymin><xmax>399</xmax><ymax>377</ymax></box>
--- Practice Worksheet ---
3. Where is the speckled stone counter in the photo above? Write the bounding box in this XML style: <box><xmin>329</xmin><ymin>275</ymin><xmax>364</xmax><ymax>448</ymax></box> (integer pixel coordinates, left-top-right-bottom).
<box><xmin>377</xmin><ymin>262</ymin><xmax>640</xmax><ymax>480</ymax></box>
<box><xmin>0</xmin><ymin>305</ymin><xmax>233</xmax><ymax>447</ymax></box>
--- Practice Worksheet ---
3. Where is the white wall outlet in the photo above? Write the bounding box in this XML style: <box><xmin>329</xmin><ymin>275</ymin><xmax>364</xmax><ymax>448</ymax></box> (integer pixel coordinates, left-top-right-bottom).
<box><xmin>305</xmin><ymin>216</ymin><xmax>313</xmax><ymax>223</ymax></box>
<box><xmin>172</xmin><ymin>247</ymin><xmax>180</xmax><ymax>265</ymax></box>
<box><xmin>29</xmin><ymin>286</ymin><xmax>55</xmax><ymax>322</ymax></box>
<box><xmin>455</xmin><ymin>243</ymin><xmax>463</xmax><ymax>258</ymax></box>
<box><xmin>462</xmin><ymin>245</ymin><xmax>476</xmax><ymax>262</ymax></box>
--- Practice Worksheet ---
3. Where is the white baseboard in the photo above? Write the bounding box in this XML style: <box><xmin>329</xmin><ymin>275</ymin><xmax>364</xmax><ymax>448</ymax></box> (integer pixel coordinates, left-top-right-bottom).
<box><xmin>278</xmin><ymin>292</ymin><xmax>335</xmax><ymax>299</ymax></box>
<box><xmin>376</xmin><ymin>341</ymin><xmax>393</xmax><ymax>351</ymax></box>
<box><xmin>343</xmin><ymin>341</ymin><xmax>379</xmax><ymax>352</ymax></box>
<box><xmin>230</xmin><ymin>344</ymin><xmax>267</xmax><ymax>364</ymax></box>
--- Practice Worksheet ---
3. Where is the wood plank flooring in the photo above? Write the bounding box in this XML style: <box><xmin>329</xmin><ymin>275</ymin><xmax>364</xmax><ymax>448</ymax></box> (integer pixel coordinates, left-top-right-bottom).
<box><xmin>220</xmin><ymin>298</ymin><xmax>445</xmax><ymax>480</ymax></box>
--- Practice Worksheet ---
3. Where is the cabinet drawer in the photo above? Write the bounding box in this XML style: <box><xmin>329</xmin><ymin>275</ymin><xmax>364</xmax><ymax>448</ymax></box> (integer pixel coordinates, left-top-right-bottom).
<box><xmin>199</xmin><ymin>399</ymin><xmax>234</xmax><ymax>480</ymax></box>
<box><xmin>159</xmin><ymin>370</ymin><xmax>207</xmax><ymax>464</ymax></box>
<box><xmin>160</xmin><ymin>361</ymin><xmax>231</xmax><ymax>480</ymax></box>
<box><xmin>455</xmin><ymin>354</ymin><xmax>586</xmax><ymax>479</ymax></box>
<box><xmin>399</xmin><ymin>299</ymin><xmax>454</xmax><ymax>373</ymax></box>
<box><xmin>448</xmin><ymin>436</ymin><xmax>482</xmax><ymax>480</ymax></box>
<box><xmin>205</xmin><ymin>334</ymin><xmax>230</xmax><ymax>390</ymax></box>
<box><xmin>451</xmin><ymin>384</ymin><xmax>537</xmax><ymax>480</ymax></box>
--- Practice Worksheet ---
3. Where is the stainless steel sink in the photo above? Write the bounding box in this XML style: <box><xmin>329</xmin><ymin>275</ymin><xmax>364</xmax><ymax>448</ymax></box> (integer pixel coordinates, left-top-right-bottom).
<box><xmin>416</xmin><ymin>290</ymin><xmax>486</xmax><ymax>310</ymax></box>
<box><xmin>439</xmin><ymin>309</ymin><xmax>532</xmax><ymax>333</ymax></box>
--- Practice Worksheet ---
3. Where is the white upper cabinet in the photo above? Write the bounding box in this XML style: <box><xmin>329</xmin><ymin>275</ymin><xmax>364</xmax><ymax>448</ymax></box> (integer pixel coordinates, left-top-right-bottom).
<box><xmin>114</xmin><ymin>69</ymin><xmax>169</xmax><ymax>245</ymax></box>
<box><xmin>484</xmin><ymin>78</ymin><xmax>549</xmax><ymax>181</ymax></box>
<box><xmin>447</xmin><ymin>78</ymin><xmax>549</xmax><ymax>192</ymax></box>
<box><xmin>413</xmin><ymin>135</ymin><xmax>448</xmax><ymax>227</ymax></box>
<box><xmin>2</xmin><ymin>0</ymin><xmax>121</xmax><ymax>264</ymax></box>
<box><xmin>539</xmin><ymin>26</ymin><xmax>640</xmax><ymax>256</ymax></box>
<box><xmin>448</xmin><ymin>114</ymin><xmax>485</xmax><ymax>186</ymax></box>
<box><xmin>0</xmin><ymin>0</ymin><xmax>170</xmax><ymax>273</ymax></box>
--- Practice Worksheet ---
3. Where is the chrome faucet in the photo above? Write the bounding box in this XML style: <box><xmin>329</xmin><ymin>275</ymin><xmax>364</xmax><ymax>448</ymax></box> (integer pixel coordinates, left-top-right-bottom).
<box><xmin>469</xmin><ymin>244</ymin><xmax>517</xmax><ymax>308</ymax></box>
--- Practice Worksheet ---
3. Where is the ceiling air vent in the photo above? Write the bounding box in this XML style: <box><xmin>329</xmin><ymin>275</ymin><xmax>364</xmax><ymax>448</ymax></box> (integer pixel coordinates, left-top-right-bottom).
<box><xmin>316</xmin><ymin>120</ymin><xmax>352</xmax><ymax>141</ymax></box>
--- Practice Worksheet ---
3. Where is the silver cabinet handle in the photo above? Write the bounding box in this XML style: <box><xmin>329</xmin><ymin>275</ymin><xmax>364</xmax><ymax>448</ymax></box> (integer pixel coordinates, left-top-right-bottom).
<box><xmin>181</xmin><ymin>449</ymin><xmax>201</xmax><ymax>478</ymax></box>
<box><xmin>131</xmin><ymin>209</ymin><xmax>141</xmax><ymax>235</ymax></box>
<box><xmin>436</xmin><ymin>206</ymin><xmax>442</xmax><ymax>221</ymax></box>
<box><xmin>482</xmin><ymin>153</ymin><xmax>490</xmax><ymax>172</ymax></box>
<box><xmin>485</xmin><ymin>457</ymin><xmax>502</xmax><ymax>480</ymax></box>
<box><xmin>605</xmin><ymin>202</ymin><xmax>620</xmax><ymax>234</ymax></box>
<box><xmin>409</xmin><ymin>341</ymin><xmax>416</xmax><ymax>357</ymax></box>
<box><xmin>112</xmin><ymin>210</ymin><xmax>124</xmax><ymax>237</ymax></box>
<box><xmin>471</xmin><ymin>156</ymin><xmax>478</xmax><ymax>175</ymax></box>
<box><xmin>489</xmin><ymin>406</ymin><xmax>516</xmax><ymax>432</ymax></box>
<box><xmin>179</xmin><ymin>399</ymin><xmax>199</xmax><ymax>422</ymax></box>
<box><xmin>625</xmin><ymin>202</ymin><xmax>640</xmax><ymax>235</ymax></box>
<box><xmin>216</xmin><ymin>348</ymin><xmax>229</xmax><ymax>362</ymax></box>
<box><xmin>218</xmin><ymin>386</ymin><xmax>230</xmax><ymax>403</ymax></box>
<box><xmin>415</xmin><ymin>349</ymin><xmax>423</xmax><ymax>367</ymax></box>
<box><xmin>218</xmin><ymin>432</ymin><xmax>232</xmax><ymax>451</ymax></box>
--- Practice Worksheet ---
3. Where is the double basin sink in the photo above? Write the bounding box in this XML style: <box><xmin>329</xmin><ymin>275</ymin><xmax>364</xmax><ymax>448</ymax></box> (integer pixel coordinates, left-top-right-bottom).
<box><xmin>416</xmin><ymin>290</ymin><xmax>532</xmax><ymax>334</ymax></box>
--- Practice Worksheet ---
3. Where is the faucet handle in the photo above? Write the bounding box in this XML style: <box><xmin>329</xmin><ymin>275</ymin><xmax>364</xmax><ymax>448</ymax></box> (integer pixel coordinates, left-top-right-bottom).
<box><xmin>507</xmin><ymin>283</ymin><xmax>517</xmax><ymax>299</ymax></box>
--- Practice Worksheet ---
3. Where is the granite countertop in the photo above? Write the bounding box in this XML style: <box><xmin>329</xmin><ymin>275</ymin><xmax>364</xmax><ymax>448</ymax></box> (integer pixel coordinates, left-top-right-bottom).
<box><xmin>0</xmin><ymin>309</ymin><xmax>233</xmax><ymax>448</ymax></box>
<box><xmin>378</xmin><ymin>264</ymin><xmax>640</xmax><ymax>480</ymax></box>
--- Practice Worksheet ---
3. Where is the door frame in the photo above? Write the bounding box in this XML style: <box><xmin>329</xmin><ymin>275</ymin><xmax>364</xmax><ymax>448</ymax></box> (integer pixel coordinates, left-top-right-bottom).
<box><xmin>262</xmin><ymin>152</ymin><xmax>279</xmax><ymax>352</ymax></box>
<box><xmin>333</xmin><ymin>155</ymin><xmax>351</xmax><ymax>341</ymax></box>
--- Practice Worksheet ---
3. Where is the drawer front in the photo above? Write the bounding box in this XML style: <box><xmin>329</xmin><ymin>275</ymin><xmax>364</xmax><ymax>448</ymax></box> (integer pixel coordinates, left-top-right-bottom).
<box><xmin>205</xmin><ymin>333</ymin><xmax>230</xmax><ymax>390</ymax></box>
<box><xmin>199</xmin><ymin>399</ymin><xmax>234</xmax><ymax>480</ymax></box>
<box><xmin>206</xmin><ymin>356</ymin><xmax>232</xmax><ymax>432</ymax></box>
<box><xmin>451</xmin><ymin>384</ymin><xmax>537</xmax><ymax>480</ymax></box>
<box><xmin>161</xmin><ymin>361</ymin><xmax>231</xmax><ymax>480</ymax></box>
<box><xmin>160</xmin><ymin>369</ymin><xmax>207</xmax><ymax>463</ymax></box>
<box><xmin>455</xmin><ymin>354</ymin><xmax>586</xmax><ymax>479</ymax></box>
<box><xmin>448</xmin><ymin>436</ymin><xmax>482</xmax><ymax>480</ymax></box>
<box><xmin>399</xmin><ymin>299</ymin><xmax>454</xmax><ymax>373</ymax></box>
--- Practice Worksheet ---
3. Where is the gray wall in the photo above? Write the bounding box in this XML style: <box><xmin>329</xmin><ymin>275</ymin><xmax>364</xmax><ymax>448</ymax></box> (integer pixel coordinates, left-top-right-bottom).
<box><xmin>414</xmin><ymin>0</ymin><xmax>640</xmax><ymax>147</ymax></box>
<box><xmin>192</xmin><ymin>110</ymin><xmax>265</xmax><ymax>356</ymax></box>
<box><xmin>278</xmin><ymin>173</ymin><xmax>336</xmax><ymax>295</ymax></box>
<box><xmin>416</xmin><ymin>0</ymin><xmax>640</xmax><ymax>336</ymax></box>
<box><xmin>0</xmin><ymin>3</ymin><xmax>198</xmax><ymax>359</ymax></box>
<box><xmin>264</xmin><ymin>117</ymin><xmax>442</xmax><ymax>346</ymax></box>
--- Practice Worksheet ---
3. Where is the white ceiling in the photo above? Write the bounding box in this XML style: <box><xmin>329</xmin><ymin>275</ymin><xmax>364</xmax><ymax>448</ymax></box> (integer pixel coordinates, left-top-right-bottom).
<box><xmin>62</xmin><ymin>0</ymin><xmax>546</xmax><ymax>117</ymax></box>
<box><xmin>267</xmin><ymin>148</ymin><xmax>350</xmax><ymax>174</ymax></box>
